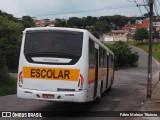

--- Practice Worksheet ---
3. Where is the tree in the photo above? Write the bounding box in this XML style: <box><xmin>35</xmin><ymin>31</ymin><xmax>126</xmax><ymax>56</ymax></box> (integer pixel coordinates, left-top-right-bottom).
<box><xmin>106</xmin><ymin>41</ymin><xmax>139</xmax><ymax>68</ymax></box>
<box><xmin>144</xmin><ymin>13</ymin><xmax>149</xmax><ymax>18</ymax></box>
<box><xmin>94</xmin><ymin>20</ymin><xmax>110</xmax><ymax>35</ymax></box>
<box><xmin>85</xmin><ymin>16</ymin><xmax>97</xmax><ymax>26</ymax></box>
<box><xmin>153</xmin><ymin>28</ymin><xmax>159</xmax><ymax>39</ymax></box>
<box><xmin>92</xmin><ymin>31</ymin><xmax>100</xmax><ymax>39</ymax></box>
<box><xmin>81</xmin><ymin>16</ymin><xmax>98</xmax><ymax>29</ymax></box>
<box><xmin>55</xmin><ymin>19</ymin><xmax>67</xmax><ymax>27</ymax></box>
<box><xmin>67</xmin><ymin>17</ymin><xmax>82</xmax><ymax>28</ymax></box>
<box><xmin>21</xmin><ymin>16</ymin><xmax>35</xmax><ymax>28</ymax></box>
<box><xmin>0</xmin><ymin>10</ymin><xmax>18</xmax><ymax>22</ymax></box>
<box><xmin>144</xmin><ymin>13</ymin><xmax>155</xmax><ymax>18</ymax></box>
<box><xmin>111</xmin><ymin>15</ymin><xmax>127</xmax><ymax>29</ymax></box>
<box><xmin>53</xmin><ymin>15</ymin><xmax>136</xmax><ymax>32</ymax></box>
<box><xmin>0</xmin><ymin>15</ymin><xmax>24</xmax><ymax>73</ymax></box>
<box><xmin>129</xmin><ymin>17</ymin><xmax>136</xmax><ymax>24</ymax></box>
<box><xmin>134</xmin><ymin>28</ymin><xmax>149</xmax><ymax>41</ymax></box>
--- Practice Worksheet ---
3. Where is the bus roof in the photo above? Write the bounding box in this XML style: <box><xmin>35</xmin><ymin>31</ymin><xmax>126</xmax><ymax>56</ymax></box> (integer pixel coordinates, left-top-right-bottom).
<box><xmin>24</xmin><ymin>27</ymin><xmax>87</xmax><ymax>33</ymax></box>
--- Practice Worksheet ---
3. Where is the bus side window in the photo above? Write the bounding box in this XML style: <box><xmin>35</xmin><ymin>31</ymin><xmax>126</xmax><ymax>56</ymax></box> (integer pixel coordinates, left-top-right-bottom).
<box><xmin>103</xmin><ymin>49</ymin><xmax>106</xmax><ymax>68</ymax></box>
<box><xmin>89</xmin><ymin>40</ymin><xmax>95</xmax><ymax>68</ymax></box>
<box><xmin>99</xmin><ymin>47</ymin><xmax>104</xmax><ymax>68</ymax></box>
<box><xmin>111</xmin><ymin>55</ymin><xmax>114</xmax><ymax>68</ymax></box>
<box><xmin>104</xmin><ymin>51</ymin><xmax>107</xmax><ymax>68</ymax></box>
<box><xmin>99</xmin><ymin>48</ymin><xmax>106</xmax><ymax>68</ymax></box>
<box><xmin>109</xmin><ymin>54</ymin><xmax>113</xmax><ymax>68</ymax></box>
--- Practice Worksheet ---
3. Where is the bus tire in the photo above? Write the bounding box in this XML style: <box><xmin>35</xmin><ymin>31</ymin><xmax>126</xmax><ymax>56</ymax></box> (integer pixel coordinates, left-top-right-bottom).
<box><xmin>93</xmin><ymin>82</ymin><xmax>103</xmax><ymax>103</ymax></box>
<box><xmin>93</xmin><ymin>96</ymin><xmax>101</xmax><ymax>103</ymax></box>
<box><xmin>108</xmin><ymin>83</ymin><xmax>112</xmax><ymax>92</ymax></box>
<box><xmin>100</xmin><ymin>81</ymin><xmax>103</xmax><ymax>94</ymax></box>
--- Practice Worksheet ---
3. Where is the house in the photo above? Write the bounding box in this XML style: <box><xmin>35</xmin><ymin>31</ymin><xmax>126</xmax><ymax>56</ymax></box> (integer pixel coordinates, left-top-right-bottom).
<box><xmin>103</xmin><ymin>18</ymin><xmax>160</xmax><ymax>42</ymax></box>
<box><xmin>102</xmin><ymin>34</ymin><xmax>114</xmax><ymax>41</ymax></box>
<box><xmin>102</xmin><ymin>30</ymin><xmax>129</xmax><ymax>42</ymax></box>
<box><xmin>122</xmin><ymin>19</ymin><xmax>149</xmax><ymax>33</ymax></box>
<box><xmin>112</xmin><ymin>30</ymin><xmax>129</xmax><ymax>41</ymax></box>
<box><xmin>121</xmin><ymin>19</ymin><xmax>150</xmax><ymax>40</ymax></box>
<box><xmin>153</xmin><ymin>22</ymin><xmax>160</xmax><ymax>32</ymax></box>
<box><xmin>35</xmin><ymin>19</ymin><xmax>55</xmax><ymax>27</ymax></box>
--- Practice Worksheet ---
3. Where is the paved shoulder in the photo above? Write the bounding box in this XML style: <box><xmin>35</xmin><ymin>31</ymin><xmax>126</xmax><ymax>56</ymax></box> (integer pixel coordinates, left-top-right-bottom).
<box><xmin>130</xmin><ymin>45</ymin><xmax>159</xmax><ymax>69</ymax></box>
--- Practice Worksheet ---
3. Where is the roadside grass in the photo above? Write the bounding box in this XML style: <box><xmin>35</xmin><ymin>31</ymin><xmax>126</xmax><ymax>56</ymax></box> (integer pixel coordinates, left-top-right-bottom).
<box><xmin>128</xmin><ymin>41</ymin><xmax>160</xmax><ymax>62</ymax></box>
<box><xmin>7</xmin><ymin>68</ymin><xmax>18</xmax><ymax>73</ymax></box>
<box><xmin>115</xmin><ymin>62</ymin><xmax>138</xmax><ymax>70</ymax></box>
<box><xmin>0</xmin><ymin>72</ymin><xmax>17</xmax><ymax>96</ymax></box>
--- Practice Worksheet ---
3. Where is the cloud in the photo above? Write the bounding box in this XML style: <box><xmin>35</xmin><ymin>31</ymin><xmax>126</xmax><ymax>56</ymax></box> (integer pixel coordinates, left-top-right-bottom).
<box><xmin>0</xmin><ymin>0</ymin><xmax>21</xmax><ymax>16</ymax></box>
<box><xmin>0</xmin><ymin>0</ymin><xmax>146</xmax><ymax>19</ymax></box>
<box><xmin>0</xmin><ymin>0</ymin><xmax>64</xmax><ymax>17</ymax></box>
<box><xmin>14</xmin><ymin>0</ymin><xmax>63</xmax><ymax>16</ymax></box>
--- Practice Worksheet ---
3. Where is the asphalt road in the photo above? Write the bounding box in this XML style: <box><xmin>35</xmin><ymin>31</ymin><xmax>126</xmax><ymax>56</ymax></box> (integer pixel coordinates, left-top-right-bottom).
<box><xmin>1</xmin><ymin>46</ymin><xmax>159</xmax><ymax>120</ymax></box>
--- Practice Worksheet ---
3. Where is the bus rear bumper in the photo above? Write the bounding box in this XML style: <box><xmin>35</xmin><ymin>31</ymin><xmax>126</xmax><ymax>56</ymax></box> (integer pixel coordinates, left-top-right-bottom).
<box><xmin>17</xmin><ymin>87</ymin><xmax>87</xmax><ymax>102</ymax></box>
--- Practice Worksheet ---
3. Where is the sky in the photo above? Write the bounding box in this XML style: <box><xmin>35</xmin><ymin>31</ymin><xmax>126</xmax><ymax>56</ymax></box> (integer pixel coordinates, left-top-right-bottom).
<box><xmin>0</xmin><ymin>0</ymin><xmax>157</xmax><ymax>20</ymax></box>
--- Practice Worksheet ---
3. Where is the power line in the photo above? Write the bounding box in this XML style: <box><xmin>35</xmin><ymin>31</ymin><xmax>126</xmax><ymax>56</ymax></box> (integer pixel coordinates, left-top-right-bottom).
<box><xmin>126</xmin><ymin>0</ymin><xmax>136</xmax><ymax>2</ymax></box>
<box><xmin>157</xmin><ymin>0</ymin><xmax>160</xmax><ymax>7</ymax></box>
<box><xmin>154</xmin><ymin>1</ymin><xmax>159</xmax><ymax>16</ymax></box>
<box><xmin>143</xmin><ymin>0</ymin><xmax>147</xmax><ymax>4</ymax></box>
<box><xmin>128</xmin><ymin>0</ymin><xmax>154</xmax><ymax>99</ymax></box>
<box><xmin>126</xmin><ymin>0</ymin><xmax>149</xmax><ymax>12</ymax></box>
<box><xmin>133</xmin><ymin>0</ymin><xmax>145</xmax><ymax>16</ymax></box>
<box><xmin>126</xmin><ymin>0</ymin><xmax>145</xmax><ymax>2</ymax></box>
<box><xmin>132</xmin><ymin>0</ymin><xmax>149</xmax><ymax>27</ymax></box>
<box><xmin>35</xmin><ymin>5</ymin><xmax>136</xmax><ymax>17</ymax></box>
<box><xmin>143</xmin><ymin>0</ymin><xmax>150</xmax><ymax>12</ymax></box>
<box><xmin>157</xmin><ymin>0</ymin><xmax>160</xmax><ymax>6</ymax></box>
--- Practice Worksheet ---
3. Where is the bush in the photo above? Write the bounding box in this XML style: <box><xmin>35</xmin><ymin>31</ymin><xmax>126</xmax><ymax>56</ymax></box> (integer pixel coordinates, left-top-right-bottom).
<box><xmin>134</xmin><ymin>28</ymin><xmax>149</xmax><ymax>42</ymax></box>
<box><xmin>0</xmin><ymin>72</ymin><xmax>16</xmax><ymax>96</ymax></box>
<box><xmin>106</xmin><ymin>41</ymin><xmax>139</xmax><ymax>68</ymax></box>
<box><xmin>0</xmin><ymin>16</ymin><xmax>24</xmax><ymax>72</ymax></box>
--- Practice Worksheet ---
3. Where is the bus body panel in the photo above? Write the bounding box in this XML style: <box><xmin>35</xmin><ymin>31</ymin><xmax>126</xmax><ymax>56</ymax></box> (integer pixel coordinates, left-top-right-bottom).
<box><xmin>17</xmin><ymin>27</ymin><xmax>114</xmax><ymax>103</ymax></box>
<box><xmin>18</xmin><ymin>28</ymin><xmax>89</xmax><ymax>102</ymax></box>
<box><xmin>17</xmin><ymin>87</ymin><xmax>87</xmax><ymax>102</ymax></box>
<box><xmin>87</xmin><ymin>37</ymin><xmax>114</xmax><ymax>102</ymax></box>
<box><xmin>18</xmin><ymin>57</ymin><xmax>85</xmax><ymax>92</ymax></box>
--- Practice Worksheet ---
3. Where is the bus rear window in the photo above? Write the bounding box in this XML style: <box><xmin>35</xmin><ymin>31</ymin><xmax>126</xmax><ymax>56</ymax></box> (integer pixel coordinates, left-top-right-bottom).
<box><xmin>24</xmin><ymin>30</ymin><xmax>83</xmax><ymax>57</ymax></box>
<box><xmin>24</xmin><ymin>30</ymin><xmax>83</xmax><ymax>65</ymax></box>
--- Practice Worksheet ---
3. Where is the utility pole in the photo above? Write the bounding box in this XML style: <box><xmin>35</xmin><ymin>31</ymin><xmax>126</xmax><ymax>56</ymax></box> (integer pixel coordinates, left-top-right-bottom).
<box><xmin>147</xmin><ymin>0</ymin><xmax>154</xmax><ymax>98</ymax></box>
<box><xmin>135</xmin><ymin>0</ymin><xmax>154</xmax><ymax>99</ymax></box>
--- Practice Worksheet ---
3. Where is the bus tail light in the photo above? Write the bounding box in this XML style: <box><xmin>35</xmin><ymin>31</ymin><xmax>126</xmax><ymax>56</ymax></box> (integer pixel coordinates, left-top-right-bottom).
<box><xmin>18</xmin><ymin>71</ymin><xmax>23</xmax><ymax>84</ymax></box>
<box><xmin>78</xmin><ymin>74</ymin><xmax>84</xmax><ymax>88</ymax></box>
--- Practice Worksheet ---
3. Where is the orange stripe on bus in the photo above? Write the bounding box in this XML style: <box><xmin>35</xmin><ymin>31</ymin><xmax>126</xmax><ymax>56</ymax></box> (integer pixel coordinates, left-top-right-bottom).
<box><xmin>23</xmin><ymin>67</ymin><xmax>80</xmax><ymax>81</ymax></box>
<box><xmin>88</xmin><ymin>80</ymin><xmax>95</xmax><ymax>84</ymax></box>
<box><xmin>88</xmin><ymin>67</ymin><xmax>114</xmax><ymax>84</ymax></box>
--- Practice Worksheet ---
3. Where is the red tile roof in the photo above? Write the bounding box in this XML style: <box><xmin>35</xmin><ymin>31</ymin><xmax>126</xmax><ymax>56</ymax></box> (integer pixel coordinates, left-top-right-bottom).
<box><xmin>122</xmin><ymin>19</ymin><xmax>149</xmax><ymax>32</ymax></box>
<box><xmin>157</xmin><ymin>29</ymin><xmax>160</xmax><ymax>33</ymax></box>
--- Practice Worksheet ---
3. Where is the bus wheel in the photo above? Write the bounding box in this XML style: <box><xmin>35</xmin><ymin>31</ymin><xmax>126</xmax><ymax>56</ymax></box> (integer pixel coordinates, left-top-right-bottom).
<box><xmin>94</xmin><ymin>82</ymin><xmax>103</xmax><ymax>103</ymax></box>
<box><xmin>108</xmin><ymin>78</ymin><xmax>113</xmax><ymax>92</ymax></box>
<box><xmin>100</xmin><ymin>81</ymin><xmax>103</xmax><ymax>95</ymax></box>
<box><xmin>108</xmin><ymin>83</ymin><xmax>112</xmax><ymax>92</ymax></box>
<box><xmin>93</xmin><ymin>95</ymin><xmax>101</xmax><ymax>103</ymax></box>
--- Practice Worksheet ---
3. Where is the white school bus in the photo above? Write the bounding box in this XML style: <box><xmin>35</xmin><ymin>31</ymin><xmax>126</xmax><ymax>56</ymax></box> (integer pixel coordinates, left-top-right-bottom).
<box><xmin>17</xmin><ymin>27</ymin><xmax>114</xmax><ymax>102</ymax></box>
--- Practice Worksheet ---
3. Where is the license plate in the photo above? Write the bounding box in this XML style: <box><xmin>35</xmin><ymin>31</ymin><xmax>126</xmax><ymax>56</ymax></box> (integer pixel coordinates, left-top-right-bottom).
<box><xmin>42</xmin><ymin>94</ymin><xmax>54</xmax><ymax>99</ymax></box>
